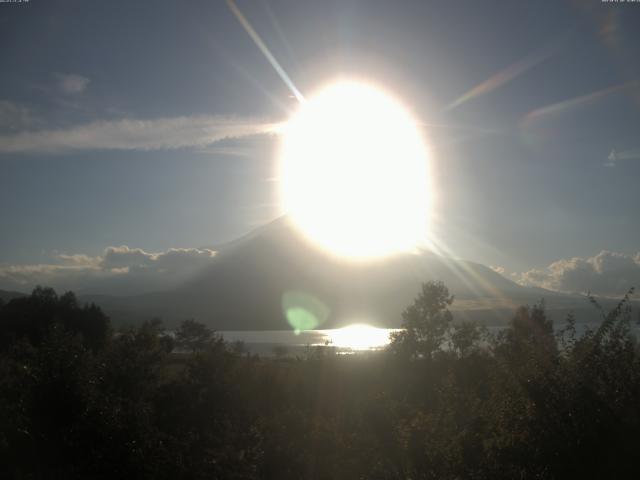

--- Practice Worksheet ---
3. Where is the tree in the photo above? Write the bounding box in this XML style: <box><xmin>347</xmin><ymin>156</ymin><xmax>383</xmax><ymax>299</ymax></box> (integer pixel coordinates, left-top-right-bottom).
<box><xmin>450</xmin><ymin>321</ymin><xmax>484</xmax><ymax>358</ymax></box>
<box><xmin>0</xmin><ymin>287</ymin><xmax>109</xmax><ymax>352</ymax></box>
<box><xmin>175</xmin><ymin>319</ymin><xmax>216</xmax><ymax>353</ymax></box>
<box><xmin>272</xmin><ymin>345</ymin><xmax>289</xmax><ymax>359</ymax></box>
<box><xmin>389</xmin><ymin>281</ymin><xmax>454</xmax><ymax>360</ymax></box>
<box><xmin>497</xmin><ymin>301</ymin><xmax>557</xmax><ymax>363</ymax></box>
<box><xmin>230</xmin><ymin>340</ymin><xmax>247</xmax><ymax>356</ymax></box>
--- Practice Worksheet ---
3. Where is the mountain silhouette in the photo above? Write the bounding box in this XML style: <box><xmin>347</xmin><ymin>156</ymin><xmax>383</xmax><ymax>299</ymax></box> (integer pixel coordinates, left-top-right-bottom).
<box><xmin>79</xmin><ymin>217</ymin><xmax>607</xmax><ymax>330</ymax></box>
<box><xmin>0</xmin><ymin>289</ymin><xmax>26</xmax><ymax>304</ymax></box>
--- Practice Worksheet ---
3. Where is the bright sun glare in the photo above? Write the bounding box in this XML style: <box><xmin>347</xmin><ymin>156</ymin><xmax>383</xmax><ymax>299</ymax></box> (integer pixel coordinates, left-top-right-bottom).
<box><xmin>326</xmin><ymin>324</ymin><xmax>391</xmax><ymax>350</ymax></box>
<box><xmin>279</xmin><ymin>81</ymin><xmax>431</xmax><ymax>259</ymax></box>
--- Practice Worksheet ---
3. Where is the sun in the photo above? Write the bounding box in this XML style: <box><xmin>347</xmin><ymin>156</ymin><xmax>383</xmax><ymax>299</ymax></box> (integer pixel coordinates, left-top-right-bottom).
<box><xmin>279</xmin><ymin>80</ymin><xmax>431</xmax><ymax>259</ymax></box>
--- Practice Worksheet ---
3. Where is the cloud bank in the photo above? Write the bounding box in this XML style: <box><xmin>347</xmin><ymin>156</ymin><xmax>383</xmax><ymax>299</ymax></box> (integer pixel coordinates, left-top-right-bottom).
<box><xmin>0</xmin><ymin>246</ymin><xmax>217</xmax><ymax>295</ymax></box>
<box><xmin>0</xmin><ymin>115</ymin><xmax>282</xmax><ymax>154</ymax></box>
<box><xmin>4</xmin><ymin>246</ymin><xmax>639</xmax><ymax>299</ymax></box>
<box><xmin>519</xmin><ymin>250</ymin><xmax>640</xmax><ymax>296</ymax></box>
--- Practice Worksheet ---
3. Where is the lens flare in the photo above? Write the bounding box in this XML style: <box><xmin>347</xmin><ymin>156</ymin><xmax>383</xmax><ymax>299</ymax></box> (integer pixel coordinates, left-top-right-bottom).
<box><xmin>447</xmin><ymin>46</ymin><xmax>554</xmax><ymax>111</ymax></box>
<box><xmin>282</xmin><ymin>290</ymin><xmax>330</xmax><ymax>334</ymax></box>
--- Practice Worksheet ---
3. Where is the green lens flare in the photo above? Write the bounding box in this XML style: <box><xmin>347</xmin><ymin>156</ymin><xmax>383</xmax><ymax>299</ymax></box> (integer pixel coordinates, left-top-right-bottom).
<box><xmin>282</xmin><ymin>291</ymin><xmax>330</xmax><ymax>334</ymax></box>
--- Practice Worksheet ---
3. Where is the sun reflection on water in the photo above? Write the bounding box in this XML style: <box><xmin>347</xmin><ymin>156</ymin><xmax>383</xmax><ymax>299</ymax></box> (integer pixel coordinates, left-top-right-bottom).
<box><xmin>323</xmin><ymin>324</ymin><xmax>392</xmax><ymax>350</ymax></box>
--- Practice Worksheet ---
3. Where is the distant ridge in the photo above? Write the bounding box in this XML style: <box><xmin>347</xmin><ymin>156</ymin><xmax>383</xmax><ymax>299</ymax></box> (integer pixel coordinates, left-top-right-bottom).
<box><xmin>79</xmin><ymin>216</ymin><xmax>619</xmax><ymax>330</ymax></box>
<box><xmin>0</xmin><ymin>289</ymin><xmax>27</xmax><ymax>303</ymax></box>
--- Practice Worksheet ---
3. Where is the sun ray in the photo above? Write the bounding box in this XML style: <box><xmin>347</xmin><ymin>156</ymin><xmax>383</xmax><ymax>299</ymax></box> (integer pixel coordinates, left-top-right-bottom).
<box><xmin>226</xmin><ymin>0</ymin><xmax>305</xmax><ymax>103</ymax></box>
<box><xmin>446</xmin><ymin>46</ymin><xmax>555</xmax><ymax>111</ymax></box>
<box><xmin>521</xmin><ymin>81</ymin><xmax>639</xmax><ymax>125</ymax></box>
<box><xmin>425</xmin><ymin>222</ymin><xmax>517</xmax><ymax>321</ymax></box>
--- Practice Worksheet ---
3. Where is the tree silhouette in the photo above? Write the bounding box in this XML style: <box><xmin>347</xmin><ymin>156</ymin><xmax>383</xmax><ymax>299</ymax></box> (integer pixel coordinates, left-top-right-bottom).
<box><xmin>450</xmin><ymin>320</ymin><xmax>484</xmax><ymax>358</ymax></box>
<box><xmin>0</xmin><ymin>286</ymin><xmax>109</xmax><ymax>352</ymax></box>
<box><xmin>175</xmin><ymin>318</ymin><xmax>217</xmax><ymax>353</ymax></box>
<box><xmin>389</xmin><ymin>280</ymin><xmax>454</xmax><ymax>360</ymax></box>
<box><xmin>1</xmin><ymin>283</ymin><xmax>639</xmax><ymax>478</ymax></box>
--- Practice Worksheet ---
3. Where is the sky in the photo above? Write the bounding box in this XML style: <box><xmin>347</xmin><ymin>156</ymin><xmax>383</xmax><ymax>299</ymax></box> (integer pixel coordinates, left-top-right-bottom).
<box><xmin>1</xmin><ymin>0</ymin><xmax>640</xmax><ymax>295</ymax></box>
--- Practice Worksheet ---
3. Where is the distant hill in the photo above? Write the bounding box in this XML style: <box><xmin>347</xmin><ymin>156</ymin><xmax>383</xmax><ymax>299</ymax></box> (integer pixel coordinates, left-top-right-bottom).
<box><xmin>0</xmin><ymin>289</ymin><xmax>26</xmax><ymax>303</ymax></box>
<box><xmin>81</xmin><ymin>217</ymin><xmax>621</xmax><ymax>330</ymax></box>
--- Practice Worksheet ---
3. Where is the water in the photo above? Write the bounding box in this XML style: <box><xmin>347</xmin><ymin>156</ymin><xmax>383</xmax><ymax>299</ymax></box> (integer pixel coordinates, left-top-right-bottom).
<box><xmin>218</xmin><ymin>322</ymin><xmax>640</xmax><ymax>356</ymax></box>
<box><xmin>220</xmin><ymin>325</ymin><xmax>399</xmax><ymax>355</ymax></box>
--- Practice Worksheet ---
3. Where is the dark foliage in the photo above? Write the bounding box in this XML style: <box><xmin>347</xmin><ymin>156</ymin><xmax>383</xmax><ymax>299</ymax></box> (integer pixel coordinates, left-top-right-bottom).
<box><xmin>1</xmin><ymin>284</ymin><xmax>639</xmax><ymax>479</ymax></box>
<box><xmin>0</xmin><ymin>286</ymin><xmax>109</xmax><ymax>351</ymax></box>
<box><xmin>174</xmin><ymin>318</ymin><xmax>218</xmax><ymax>353</ymax></box>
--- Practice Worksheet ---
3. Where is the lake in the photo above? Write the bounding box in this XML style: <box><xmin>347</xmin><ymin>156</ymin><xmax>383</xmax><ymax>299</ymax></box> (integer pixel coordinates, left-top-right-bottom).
<box><xmin>218</xmin><ymin>322</ymin><xmax>640</xmax><ymax>355</ymax></box>
<box><xmin>219</xmin><ymin>324</ymin><xmax>399</xmax><ymax>355</ymax></box>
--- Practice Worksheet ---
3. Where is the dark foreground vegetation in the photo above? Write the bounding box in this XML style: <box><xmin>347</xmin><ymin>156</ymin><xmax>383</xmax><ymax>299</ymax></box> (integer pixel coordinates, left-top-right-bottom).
<box><xmin>1</xmin><ymin>283</ymin><xmax>639</xmax><ymax>479</ymax></box>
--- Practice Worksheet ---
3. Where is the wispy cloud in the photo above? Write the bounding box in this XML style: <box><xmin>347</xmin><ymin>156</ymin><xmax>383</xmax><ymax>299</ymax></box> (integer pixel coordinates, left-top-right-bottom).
<box><xmin>0</xmin><ymin>100</ymin><xmax>35</xmax><ymax>130</ymax></box>
<box><xmin>605</xmin><ymin>147</ymin><xmax>640</xmax><ymax>167</ymax></box>
<box><xmin>0</xmin><ymin>115</ymin><xmax>282</xmax><ymax>154</ymax></box>
<box><xmin>447</xmin><ymin>46</ymin><xmax>554</xmax><ymax>111</ymax></box>
<box><xmin>55</xmin><ymin>73</ymin><xmax>90</xmax><ymax>94</ymax></box>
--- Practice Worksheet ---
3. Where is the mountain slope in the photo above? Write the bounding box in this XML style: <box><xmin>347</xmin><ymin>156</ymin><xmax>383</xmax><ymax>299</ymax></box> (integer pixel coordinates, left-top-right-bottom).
<box><xmin>0</xmin><ymin>289</ymin><xmax>27</xmax><ymax>303</ymax></box>
<box><xmin>83</xmin><ymin>217</ymin><xmax>612</xmax><ymax>330</ymax></box>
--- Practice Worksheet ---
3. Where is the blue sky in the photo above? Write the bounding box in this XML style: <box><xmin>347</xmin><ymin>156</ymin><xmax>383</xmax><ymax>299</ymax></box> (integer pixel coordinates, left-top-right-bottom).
<box><xmin>1</xmin><ymin>0</ymin><xmax>639</xmax><ymax>293</ymax></box>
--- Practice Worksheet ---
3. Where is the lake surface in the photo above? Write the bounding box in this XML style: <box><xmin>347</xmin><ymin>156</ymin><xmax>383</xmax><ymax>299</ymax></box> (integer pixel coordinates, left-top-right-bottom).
<box><xmin>218</xmin><ymin>322</ymin><xmax>640</xmax><ymax>355</ymax></box>
<box><xmin>220</xmin><ymin>325</ymin><xmax>399</xmax><ymax>355</ymax></box>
